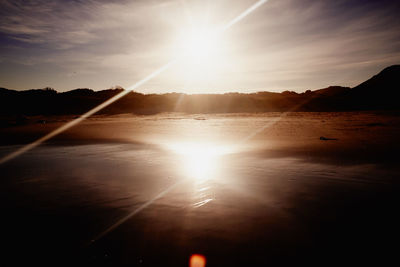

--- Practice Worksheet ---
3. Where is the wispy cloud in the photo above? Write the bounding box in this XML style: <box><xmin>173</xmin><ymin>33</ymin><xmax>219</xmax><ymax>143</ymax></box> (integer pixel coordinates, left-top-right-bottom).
<box><xmin>221</xmin><ymin>0</ymin><xmax>400</xmax><ymax>91</ymax></box>
<box><xmin>0</xmin><ymin>0</ymin><xmax>399</xmax><ymax>92</ymax></box>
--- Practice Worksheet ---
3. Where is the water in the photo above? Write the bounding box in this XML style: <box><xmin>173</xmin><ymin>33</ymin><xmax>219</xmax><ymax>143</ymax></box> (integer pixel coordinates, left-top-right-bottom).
<box><xmin>1</xmin><ymin>139</ymin><xmax>399</xmax><ymax>266</ymax></box>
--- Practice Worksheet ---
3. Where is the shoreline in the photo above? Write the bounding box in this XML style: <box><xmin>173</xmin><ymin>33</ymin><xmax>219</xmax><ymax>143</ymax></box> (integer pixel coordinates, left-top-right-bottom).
<box><xmin>1</xmin><ymin>111</ymin><xmax>399</xmax><ymax>166</ymax></box>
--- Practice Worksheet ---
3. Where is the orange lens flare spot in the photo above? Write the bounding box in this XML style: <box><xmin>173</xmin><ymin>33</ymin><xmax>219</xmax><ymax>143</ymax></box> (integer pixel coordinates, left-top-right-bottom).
<box><xmin>190</xmin><ymin>254</ymin><xmax>206</xmax><ymax>267</ymax></box>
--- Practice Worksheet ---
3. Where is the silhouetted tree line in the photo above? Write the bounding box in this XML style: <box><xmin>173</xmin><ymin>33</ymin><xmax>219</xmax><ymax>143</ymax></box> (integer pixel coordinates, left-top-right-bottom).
<box><xmin>0</xmin><ymin>65</ymin><xmax>399</xmax><ymax>116</ymax></box>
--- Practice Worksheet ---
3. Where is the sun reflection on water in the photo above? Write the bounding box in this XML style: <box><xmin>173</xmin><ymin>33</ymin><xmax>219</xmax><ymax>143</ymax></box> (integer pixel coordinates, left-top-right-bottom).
<box><xmin>167</xmin><ymin>142</ymin><xmax>231</xmax><ymax>181</ymax></box>
<box><xmin>167</xmin><ymin>142</ymin><xmax>233</xmax><ymax>208</ymax></box>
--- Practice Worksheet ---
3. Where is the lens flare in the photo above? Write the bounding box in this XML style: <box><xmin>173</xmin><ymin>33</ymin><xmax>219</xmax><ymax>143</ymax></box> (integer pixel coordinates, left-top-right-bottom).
<box><xmin>190</xmin><ymin>254</ymin><xmax>206</xmax><ymax>267</ymax></box>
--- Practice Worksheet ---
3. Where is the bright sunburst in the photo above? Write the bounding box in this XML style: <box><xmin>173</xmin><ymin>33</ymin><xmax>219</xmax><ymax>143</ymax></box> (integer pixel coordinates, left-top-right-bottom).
<box><xmin>179</xmin><ymin>28</ymin><xmax>221</xmax><ymax>64</ymax></box>
<box><xmin>171</xmin><ymin>25</ymin><xmax>228</xmax><ymax>90</ymax></box>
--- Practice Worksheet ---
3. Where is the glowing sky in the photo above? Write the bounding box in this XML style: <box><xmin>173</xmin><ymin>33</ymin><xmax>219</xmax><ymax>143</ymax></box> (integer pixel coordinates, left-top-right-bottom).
<box><xmin>0</xmin><ymin>0</ymin><xmax>399</xmax><ymax>93</ymax></box>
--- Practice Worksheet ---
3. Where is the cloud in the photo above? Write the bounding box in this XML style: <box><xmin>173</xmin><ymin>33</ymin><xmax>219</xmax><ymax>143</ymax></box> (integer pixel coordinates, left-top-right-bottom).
<box><xmin>219</xmin><ymin>0</ymin><xmax>400</xmax><ymax>90</ymax></box>
<box><xmin>0</xmin><ymin>0</ymin><xmax>399</xmax><ymax>92</ymax></box>
<box><xmin>0</xmin><ymin>0</ymin><xmax>112</xmax><ymax>49</ymax></box>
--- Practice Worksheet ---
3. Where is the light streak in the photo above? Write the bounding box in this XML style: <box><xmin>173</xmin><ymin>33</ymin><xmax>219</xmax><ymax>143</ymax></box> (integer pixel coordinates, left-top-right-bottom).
<box><xmin>0</xmin><ymin>0</ymin><xmax>270</xmax><ymax>246</ymax></box>
<box><xmin>0</xmin><ymin>59</ymin><xmax>177</xmax><ymax>165</ymax></box>
<box><xmin>88</xmin><ymin>0</ymin><xmax>270</xmax><ymax>243</ymax></box>
<box><xmin>219</xmin><ymin>0</ymin><xmax>268</xmax><ymax>32</ymax></box>
<box><xmin>0</xmin><ymin>0</ymin><xmax>268</xmax><ymax>165</ymax></box>
<box><xmin>239</xmin><ymin>90</ymin><xmax>328</xmax><ymax>144</ymax></box>
<box><xmin>89</xmin><ymin>179</ymin><xmax>185</xmax><ymax>244</ymax></box>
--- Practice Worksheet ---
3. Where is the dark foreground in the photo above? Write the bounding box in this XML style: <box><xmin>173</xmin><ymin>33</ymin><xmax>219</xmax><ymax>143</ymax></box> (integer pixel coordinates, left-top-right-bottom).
<box><xmin>0</xmin><ymin>112</ymin><xmax>399</xmax><ymax>266</ymax></box>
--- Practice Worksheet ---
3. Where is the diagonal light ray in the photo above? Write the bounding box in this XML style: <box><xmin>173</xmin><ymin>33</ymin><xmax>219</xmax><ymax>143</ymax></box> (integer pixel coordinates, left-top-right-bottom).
<box><xmin>219</xmin><ymin>0</ymin><xmax>268</xmax><ymax>32</ymax></box>
<box><xmin>87</xmin><ymin>0</ymin><xmax>270</xmax><ymax>243</ymax></box>
<box><xmin>0</xmin><ymin>59</ymin><xmax>177</xmax><ymax>165</ymax></box>
<box><xmin>1</xmin><ymin>0</ymin><xmax>270</xmax><ymax>248</ymax></box>
<box><xmin>92</xmin><ymin>88</ymin><xmax>326</xmax><ymax>244</ymax></box>
<box><xmin>238</xmin><ymin>90</ymin><xmax>328</xmax><ymax>144</ymax></box>
<box><xmin>89</xmin><ymin>179</ymin><xmax>186</xmax><ymax>245</ymax></box>
<box><xmin>0</xmin><ymin>0</ymin><xmax>268</xmax><ymax>165</ymax></box>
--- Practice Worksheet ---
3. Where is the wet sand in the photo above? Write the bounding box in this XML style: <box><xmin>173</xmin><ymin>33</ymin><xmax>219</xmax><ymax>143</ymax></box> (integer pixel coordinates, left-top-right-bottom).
<box><xmin>0</xmin><ymin>112</ymin><xmax>400</xmax><ymax>266</ymax></box>
<box><xmin>1</xmin><ymin>111</ymin><xmax>400</xmax><ymax>163</ymax></box>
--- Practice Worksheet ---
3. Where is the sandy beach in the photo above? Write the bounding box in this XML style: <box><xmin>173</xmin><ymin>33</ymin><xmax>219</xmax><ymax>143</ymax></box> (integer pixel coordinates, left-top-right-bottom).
<box><xmin>1</xmin><ymin>111</ymin><xmax>400</xmax><ymax>164</ymax></box>
<box><xmin>2</xmin><ymin>0</ymin><xmax>400</xmax><ymax>265</ymax></box>
<box><xmin>1</xmin><ymin>112</ymin><xmax>399</xmax><ymax>266</ymax></box>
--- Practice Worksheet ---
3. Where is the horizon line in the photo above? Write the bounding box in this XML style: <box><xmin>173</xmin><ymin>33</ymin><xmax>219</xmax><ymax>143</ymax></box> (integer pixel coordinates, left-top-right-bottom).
<box><xmin>3</xmin><ymin>62</ymin><xmax>397</xmax><ymax>94</ymax></box>
<box><xmin>0</xmin><ymin>84</ymin><xmax>352</xmax><ymax>95</ymax></box>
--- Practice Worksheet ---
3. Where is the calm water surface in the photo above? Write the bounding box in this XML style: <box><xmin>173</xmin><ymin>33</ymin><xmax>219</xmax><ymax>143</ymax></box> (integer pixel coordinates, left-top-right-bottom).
<box><xmin>0</xmin><ymin>140</ymin><xmax>399</xmax><ymax>266</ymax></box>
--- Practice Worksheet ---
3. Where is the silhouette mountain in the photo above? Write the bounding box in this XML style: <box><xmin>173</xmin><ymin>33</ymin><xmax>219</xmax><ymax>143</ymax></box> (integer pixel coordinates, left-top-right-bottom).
<box><xmin>353</xmin><ymin>65</ymin><xmax>400</xmax><ymax>93</ymax></box>
<box><xmin>348</xmin><ymin>65</ymin><xmax>400</xmax><ymax>109</ymax></box>
<box><xmin>0</xmin><ymin>65</ymin><xmax>399</xmax><ymax>116</ymax></box>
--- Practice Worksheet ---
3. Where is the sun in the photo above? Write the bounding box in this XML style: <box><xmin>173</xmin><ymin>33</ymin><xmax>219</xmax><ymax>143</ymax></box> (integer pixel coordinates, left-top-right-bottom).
<box><xmin>180</xmin><ymin>28</ymin><xmax>221</xmax><ymax>64</ymax></box>
<box><xmin>170</xmin><ymin>26</ymin><xmax>228</xmax><ymax>89</ymax></box>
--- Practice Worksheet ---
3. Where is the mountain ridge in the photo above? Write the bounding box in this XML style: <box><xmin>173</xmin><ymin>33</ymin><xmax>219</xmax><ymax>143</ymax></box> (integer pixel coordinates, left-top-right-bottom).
<box><xmin>0</xmin><ymin>65</ymin><xmax>399</xmax><ymax>115</ymax></box>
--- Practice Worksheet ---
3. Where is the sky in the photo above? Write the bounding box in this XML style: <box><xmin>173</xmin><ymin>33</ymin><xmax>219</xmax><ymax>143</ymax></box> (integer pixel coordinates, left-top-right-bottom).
<box><xmin>0</xmin><ymin>0</ymin><xmax>399</xmax><ymax>93</ymax></box>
